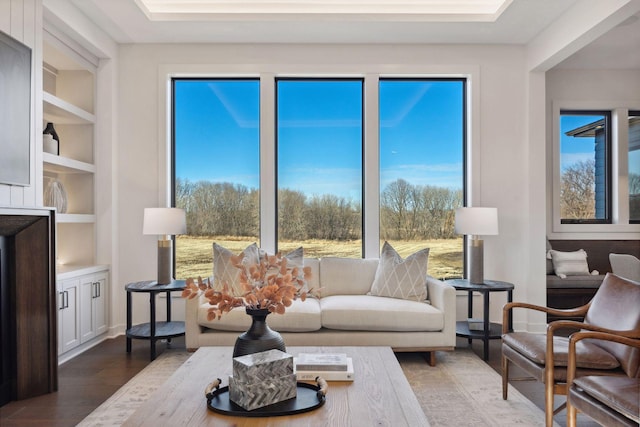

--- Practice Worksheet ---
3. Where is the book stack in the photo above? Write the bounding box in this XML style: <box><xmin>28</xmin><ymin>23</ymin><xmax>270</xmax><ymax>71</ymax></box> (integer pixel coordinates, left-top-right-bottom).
<box><xmin>294</xmin><ymin>352</ymin><xmax>354</xmax><ymax>381</ymax></box>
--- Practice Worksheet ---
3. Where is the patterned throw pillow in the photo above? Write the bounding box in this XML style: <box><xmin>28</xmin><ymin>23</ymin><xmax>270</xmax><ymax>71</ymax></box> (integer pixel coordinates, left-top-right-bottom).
<box><xmin>369</xmin><ymin>241</ymin><xmax>429</xmax><ymax>302</ymax></box>
<box><xmin>213</xmin><ymin>243</ymin><xmax>305</xmax><ymax>296</ymax></box>
<box><xmin>549</xmin><ymin>249</ymin><xmax>590</xmax><ymax>278</ymax></box>
<box><xmin>212</xmin><ymin>242</ymin><xmax>260</xmax><ymax>295</ymax></box>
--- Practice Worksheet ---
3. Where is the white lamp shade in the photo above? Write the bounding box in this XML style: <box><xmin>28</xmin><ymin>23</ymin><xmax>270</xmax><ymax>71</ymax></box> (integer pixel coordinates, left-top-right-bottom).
<box><xmin>454</xmin><ymin>207</ymin><xmax>498</xmax><ymax>236</ymax></box>
<box><xmin>143</xmin><ymin>208</ymin><xmax>187</xmax><ymax>235</ymax></box>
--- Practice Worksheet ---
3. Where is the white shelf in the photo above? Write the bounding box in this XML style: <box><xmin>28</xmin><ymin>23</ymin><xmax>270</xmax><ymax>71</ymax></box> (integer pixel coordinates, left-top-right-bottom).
<box><xmin>43</xmin><ymin>92</ymin><xmax>95</xmax><ymax>124</ymax></box>
<box><xmin>57</xmin><ymin>213</ymin><xmax>96</xmax><ymax>224</ymax></box>
<box><xmin>43</xmin><ymin>152</ymin><xmax>95</xmax><ymax>174</ymax></box>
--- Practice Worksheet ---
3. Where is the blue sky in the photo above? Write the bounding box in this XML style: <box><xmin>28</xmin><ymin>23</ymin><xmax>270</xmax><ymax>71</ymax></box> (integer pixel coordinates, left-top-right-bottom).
<box><xmin>174</xmin><ymin>79</ymin><xmax>464</xmax><ymax>201</ymax></box>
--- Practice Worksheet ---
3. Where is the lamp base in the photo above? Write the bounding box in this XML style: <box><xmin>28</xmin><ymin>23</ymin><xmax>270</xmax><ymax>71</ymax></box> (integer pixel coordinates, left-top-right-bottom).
<box><xmin>469</xmin><ymin>239</ymin><xmax>484</xmax><ymax>284</ymax></box>
<box><xmin>157</xmin><ymin>240</ymin><xmax>172</xmax><ymax>285</ymax></box>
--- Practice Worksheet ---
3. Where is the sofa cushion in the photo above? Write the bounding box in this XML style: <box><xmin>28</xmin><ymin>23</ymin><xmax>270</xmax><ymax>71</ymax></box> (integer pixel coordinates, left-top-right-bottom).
<box><xmin>320</xmin><ymin>295</ymin><xmax>443</xmax><ymax>332</ymax></box>
<box><xmin>546</xmin><ymin>274</ymin><xmax>605</xmax><ymax>289</ymax></box>
<box><xmin>319</xmin><ymin>257</ymin><xmax>379</xmax><ymax>296</ymax></box>
<box><xmin>549</xmin><ymin>249</ymin><xmax>590</xmax><ymax>278</ymax></box>
<box><xmin>303</xmin><ymin>257</ymin><xmax>321</xmax><ymax>293</ymax></box>
<box><xmin>369</xmin><ymin>241</ymin><xmax>429</xmax><ymax>301</ymax></box>
<box><xmin>197</xmin><ymin>297</ymin><xmax>322</xmax><ymax>332</ymax></box>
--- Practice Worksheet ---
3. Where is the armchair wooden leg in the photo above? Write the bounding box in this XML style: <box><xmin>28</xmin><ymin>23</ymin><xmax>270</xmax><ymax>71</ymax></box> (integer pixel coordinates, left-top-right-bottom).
<box><xmin>501</xmin><ymin>354</ymin><xmax>509</xmax><ymax>400</ymax></box>
<box><xmin>545</xmin><ymin>382</ymin><xmax>555</xmax><ymax>427</ymax></box>
<box><xmin>567</xmin><ymin>399</ymin><xmax>577</xmax><ymax>427</ymax></box>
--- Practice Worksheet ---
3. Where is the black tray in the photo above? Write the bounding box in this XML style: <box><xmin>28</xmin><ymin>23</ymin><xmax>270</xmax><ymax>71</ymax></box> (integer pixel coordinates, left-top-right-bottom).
<box><xmin>207</xmin><ymin>382</ymin><xmax>325</xmax><ymax>417</ymax></box>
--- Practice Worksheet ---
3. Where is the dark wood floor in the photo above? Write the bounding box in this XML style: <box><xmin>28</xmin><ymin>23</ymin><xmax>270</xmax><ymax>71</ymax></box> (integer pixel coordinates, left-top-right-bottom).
<box><xmin>1</xmin><ymin>336</ymin><xmax>598</xmax><ymax>426</ymax></box>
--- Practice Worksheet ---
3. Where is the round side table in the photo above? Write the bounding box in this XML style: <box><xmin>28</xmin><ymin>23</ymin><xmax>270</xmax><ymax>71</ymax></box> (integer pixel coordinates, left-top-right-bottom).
<box><xmin>125</xmin><ymin>279</ymin><xmax>186</xmax><ymax>360</ymax></box>
<box><xmin>445</xmin><ymin>278</ymin><xmax>514</xmax><ymax>361</ymax></box>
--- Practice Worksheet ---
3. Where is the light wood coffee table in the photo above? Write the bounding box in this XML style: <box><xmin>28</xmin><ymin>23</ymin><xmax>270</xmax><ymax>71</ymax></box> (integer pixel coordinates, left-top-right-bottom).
<box><xmin>123</xmin><ymin>346</ymin><xmax>429</xmax><ymax>426</ymax></box>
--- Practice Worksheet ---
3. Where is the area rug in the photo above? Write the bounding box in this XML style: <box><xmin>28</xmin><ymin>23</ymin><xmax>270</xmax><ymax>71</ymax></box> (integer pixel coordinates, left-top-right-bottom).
<box><xmin>79</xmin><ymin>349</ymin><xmax>555</xmax><ymax>427</ymax></box>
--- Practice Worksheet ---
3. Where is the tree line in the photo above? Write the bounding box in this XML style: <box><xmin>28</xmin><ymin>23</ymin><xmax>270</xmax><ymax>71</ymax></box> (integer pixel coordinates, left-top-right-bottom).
<box><xmin>175</xmin><ymin>178</ymin><xmax>462</xmax><ymax>240</ymax></box>
<box><xmin>561</xmin><ymin>159</ymin><xmax>640</xmax><ymax>219</ymax></box>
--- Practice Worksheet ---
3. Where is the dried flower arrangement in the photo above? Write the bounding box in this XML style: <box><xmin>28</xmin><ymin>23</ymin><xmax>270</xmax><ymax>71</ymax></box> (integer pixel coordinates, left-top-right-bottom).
<box><xmin>182</xmin><ymin>251</ymin><xmax>317</xmax><ymax>321</ymax></box>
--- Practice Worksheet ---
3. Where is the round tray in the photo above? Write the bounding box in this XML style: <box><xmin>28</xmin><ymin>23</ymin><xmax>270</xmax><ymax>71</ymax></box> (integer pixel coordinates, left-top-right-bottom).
<box><xmin>207</xmin><ymin>382</ymin><xmax>325</xmax><ymax>417</ymax></box>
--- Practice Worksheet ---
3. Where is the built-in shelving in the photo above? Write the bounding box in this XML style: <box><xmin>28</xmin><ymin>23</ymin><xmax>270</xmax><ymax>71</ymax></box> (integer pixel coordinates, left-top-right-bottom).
<box><xmin>43</xmin><ymin>27</ymin><xmax>99</xmax><ymax>272</ymax></box>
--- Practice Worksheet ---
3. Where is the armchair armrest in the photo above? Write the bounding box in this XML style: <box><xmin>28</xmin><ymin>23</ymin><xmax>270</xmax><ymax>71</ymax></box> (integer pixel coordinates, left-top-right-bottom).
<box><xmin>502</xmin><ymin>301</ymin><xmax>590</xmax><ymax>334</ymax></box>
<box><xmin>543</xmin><ymin>321</ymin><xmax>640</xmax><ymax>403</ymax></box>
<box><xmin>566</xmin><ymin>330</ymin><xmax>640</xmax><ymax>427</ymax></box>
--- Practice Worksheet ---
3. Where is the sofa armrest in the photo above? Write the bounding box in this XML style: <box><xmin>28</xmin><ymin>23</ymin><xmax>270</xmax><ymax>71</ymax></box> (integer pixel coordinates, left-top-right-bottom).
<box><xmin>185</xmin><ymin>292</ymin><xmax>204</xmax><ymax>350</ymax></box>
<box><xmin>426</xmin><ymin>276</ymin><xmax>456</xmax><ymax>340</ymax></box>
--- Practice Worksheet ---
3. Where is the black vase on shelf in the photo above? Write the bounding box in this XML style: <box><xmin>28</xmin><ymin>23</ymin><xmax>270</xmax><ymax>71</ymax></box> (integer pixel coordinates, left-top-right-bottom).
<box><xmin>43</xmin><ymin>122</ymin><xmax>60</xmax><ymax>155</ymax></box>
<box><xmin>232</xmin><ymin>307</ymin><xmax>286</xmax><ymax>358</ymax></box>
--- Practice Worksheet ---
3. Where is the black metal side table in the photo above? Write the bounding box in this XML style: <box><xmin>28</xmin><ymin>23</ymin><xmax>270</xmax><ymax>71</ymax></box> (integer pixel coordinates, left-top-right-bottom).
<box><xmin>125</xmin><ymin>279</ymin><xmax>186</xmax><ymax>360</ymax></box>
<box><xmin>445</xmin><ymin>278</ymin><xmax>514</xmax><ymax>361</ymax></box>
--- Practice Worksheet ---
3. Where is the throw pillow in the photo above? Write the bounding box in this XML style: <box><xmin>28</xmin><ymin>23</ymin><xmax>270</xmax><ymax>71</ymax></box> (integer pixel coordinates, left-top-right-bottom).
<box><xmin>212</xmin><ymin>242</ymin><xmax>260</xmax><ymax>295</ymax></box>
<box><xmin>369</xmin><ymin>241</ymin><xmax>429</xmax><ymax>302</ymax></box>
<box><xmin>213</xmin><ymin>243</ymin><xmax>306</xmax><ymax>296</ymax></box>
<box><xmin>546</xmin><ymin>238</ymin><xmax>554</xmax><ymax>275</ymax></box>
<box><xmin>549</xmin><ymin>249</ymin><xmax>590</xmax><ymax>279</ymax></box>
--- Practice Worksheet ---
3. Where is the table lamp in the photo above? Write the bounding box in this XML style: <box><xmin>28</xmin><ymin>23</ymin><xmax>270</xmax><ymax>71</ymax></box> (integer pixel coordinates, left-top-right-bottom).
<box><xmin>143</xmin><ymin>207</ymin><xmax>186</xmax><ymax>284</ymax></box>
<box><xmin>455</xmin><ymin>207</ymin><xmax>499</xmax><ymax>284</ymax></box>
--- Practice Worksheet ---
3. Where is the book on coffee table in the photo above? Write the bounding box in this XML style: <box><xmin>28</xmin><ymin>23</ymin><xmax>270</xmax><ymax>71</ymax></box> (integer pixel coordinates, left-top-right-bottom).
<box><xmin>295</xmin><ymin>357</ymin><xmax>355</xmax><ymax>381</ymax></box>
<box><xmin>295</xmin><ymin>353</ymin><xmax>349</xmax><ymax>371</ymax></box>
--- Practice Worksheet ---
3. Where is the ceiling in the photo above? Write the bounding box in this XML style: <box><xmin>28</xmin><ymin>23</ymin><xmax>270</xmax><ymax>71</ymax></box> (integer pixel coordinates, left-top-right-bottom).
<box><xmin>58</xmin><ymin>0</ymin><xmax>640</xmax><ymax>69</ymax></box>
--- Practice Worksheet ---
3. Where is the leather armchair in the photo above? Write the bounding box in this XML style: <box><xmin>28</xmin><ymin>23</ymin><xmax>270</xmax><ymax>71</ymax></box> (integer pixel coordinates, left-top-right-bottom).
<box><xmin>610</xmin><ymin>253</ymin><xmax>640</xmax><ymax>282</ymax></box>
<box><xmin>501</xmin><ymin>273</ymin><xmax>640</xmax><ymax>427</ymax></box>
<box><xmin>566</xmin><ymin>331</ymin><xmax>640</xmax><ymax>427</ymax></box>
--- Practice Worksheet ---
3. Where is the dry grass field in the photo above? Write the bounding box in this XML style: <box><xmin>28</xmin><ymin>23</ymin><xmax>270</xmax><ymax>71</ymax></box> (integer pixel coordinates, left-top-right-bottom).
<box><xmin>175</xmin><ymin>235</ymin><xmax>463</xmax><ymax>280</ymax></box>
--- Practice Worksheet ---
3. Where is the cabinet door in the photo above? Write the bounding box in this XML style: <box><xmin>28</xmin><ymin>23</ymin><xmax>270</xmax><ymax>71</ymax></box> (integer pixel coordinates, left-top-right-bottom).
<box><xmin>58</xmin><ymin>279</ymin><xmax>81</xmax><ymax>354</ymax></box>
<box><xmin>79</xmin><ymin>276</ymin><xmax>95</xmax><ymax>343</ymax></box>
<box><xmin>92</xmin><ymin>273</ymin><xmax>108</xmax><ymax>336</ymax></box>
<box><xmin>80</xmin><ymin>271</ymin><xmax>109</xmax><ymax>343</ymax></box>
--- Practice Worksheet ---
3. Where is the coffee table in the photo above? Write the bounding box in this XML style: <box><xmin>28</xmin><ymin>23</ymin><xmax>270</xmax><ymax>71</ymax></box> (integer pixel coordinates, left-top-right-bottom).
<box><xmin>123</xmin><ymin>346</ymin><xmax>429</xmax><ymax>426</ymax></box>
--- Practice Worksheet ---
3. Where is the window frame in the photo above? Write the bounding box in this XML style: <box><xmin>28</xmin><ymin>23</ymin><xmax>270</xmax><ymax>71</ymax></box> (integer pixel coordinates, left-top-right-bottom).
<box><xmin>558</xmin><ymin>109</ymin><xmax>612</xmax><ymax>225</ymax></box>
<box><xmin>274</xmin><ymin>77</ymin><xmax>365</xmax><ymax>255</ymax></box>
<box><xmin>378</xmin><ymin>77</ymin><xmax>468</xmax><ymax>278</ymax></box>
<box><xmin>629</xmin><ymin>110</ymin><xmax>640</xmax><ymax>225</ymax></box>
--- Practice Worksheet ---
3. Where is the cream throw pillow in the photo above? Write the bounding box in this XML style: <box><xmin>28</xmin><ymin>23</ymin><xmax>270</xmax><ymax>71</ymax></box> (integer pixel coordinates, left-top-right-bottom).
<box><xmin>549</xmin><ymin>249</ymin><xmax>590</xmax><ymax>278</ymax></box>
<box><xmin>369</xmin><ymin>241</ymin><xmax>429</xmax><ymax>302</ymax></box>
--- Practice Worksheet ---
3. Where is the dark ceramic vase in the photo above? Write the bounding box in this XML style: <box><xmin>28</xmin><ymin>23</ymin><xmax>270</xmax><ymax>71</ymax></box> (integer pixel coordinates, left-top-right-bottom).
<box><xmin>232</xmin><ymin>307</ymin><xmax>286</xmax><ymax>358</ymax></box>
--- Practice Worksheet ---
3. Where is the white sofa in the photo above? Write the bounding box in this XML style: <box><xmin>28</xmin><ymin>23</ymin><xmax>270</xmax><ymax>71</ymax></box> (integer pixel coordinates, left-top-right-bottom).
<box><xmin>185</xmin><ymin>257</ymin><xmax>456</xmax><ymax>365</ymax></box>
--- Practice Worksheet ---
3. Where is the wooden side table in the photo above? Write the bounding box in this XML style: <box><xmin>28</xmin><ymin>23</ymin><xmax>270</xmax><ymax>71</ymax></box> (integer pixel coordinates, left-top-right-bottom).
<box><xmin>125</xmin><ymin>280</ymin><xmax>186</xmax><ymax>360</ymax></box>
<box><xmin>445</xmin><ymin>278</ymin><xmax>514</xmax><ymax>361</ymax></box>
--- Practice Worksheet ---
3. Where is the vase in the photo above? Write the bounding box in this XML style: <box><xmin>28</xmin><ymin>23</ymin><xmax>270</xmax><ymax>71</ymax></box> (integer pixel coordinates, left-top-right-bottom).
<box><xmin>44</xmin><ymin>178</ymin><xmax>67</xmax><ymax>213</ymax></box>
<box><xmin>233</xmin><ymin>307</ymin><xmax>286</xmax><ymax>358</ymax></box>
<box><xmin>43</xmin><ymin>123</ymin><xmax>60</xmax><ymax>155</ymax></box>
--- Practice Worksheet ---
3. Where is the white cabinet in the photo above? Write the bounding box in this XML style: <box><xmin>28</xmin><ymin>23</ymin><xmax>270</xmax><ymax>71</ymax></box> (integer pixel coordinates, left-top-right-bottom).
<box><xmin>57</xmin><ymin>268</ymin><xmax>109</xmax><ymax>357</ymax></box>
<box><xmin>43</xmin><ymin>27</ymin><xmax>98</xmax><ymax>269</ymax></box>
<box><xmin>58</xmin><ymin>278</ymin><xmax>80</xmax><ymax>355</ymax></box>
<box><xmin>79</xmin><ymin>271</ymin><xmax>108</xmax><ymax>343</ymax></box>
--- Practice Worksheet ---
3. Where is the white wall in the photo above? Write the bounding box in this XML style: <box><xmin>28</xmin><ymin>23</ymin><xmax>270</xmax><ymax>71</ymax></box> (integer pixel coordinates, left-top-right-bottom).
<box><xmin>0</xmin><ymin>0</ymin><xmax>42</xmax><ymax>208</ymax></box>
<box><xmin>115</xmin><ymin>43</ymin><xmax>542</xmax><ymax>331</ymax></box>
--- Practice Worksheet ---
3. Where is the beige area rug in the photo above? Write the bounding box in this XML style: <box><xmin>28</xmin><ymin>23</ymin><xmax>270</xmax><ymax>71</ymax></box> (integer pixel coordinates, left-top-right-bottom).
<box><xmin>400</xmin><ymin>350</ymin><xmax>559</xmax><ymax>426</ymax></box>
<box><xmin>79</xmin><ymin>349</ymin><xmax>555</xmax><ymax>427</ymax></box>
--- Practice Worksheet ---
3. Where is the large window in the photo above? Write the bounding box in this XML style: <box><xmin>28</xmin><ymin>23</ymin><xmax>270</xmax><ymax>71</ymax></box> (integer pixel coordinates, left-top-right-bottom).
<box><xmin>630</xmin><ymin>111</ymin><xmax>640</xmax><ymax>223</ymax></box>
<box><xmin>276</xmin><ymin>79</ymin><xmax>363</xmax><ymax>257</ymax></box>
<box><xmin>172</xmin><ymin>75</ymin><xmax>468</xmax><ymax>279</ymax></box>
<box><xmin>173</xmin><ymin>79</ymin><xmax>260</xmax><ymax>279</ymax></box>
<box><xmin>559</xmin><ymin>110</ymin><xmax>611</xmax><ymax>224</ymax></box>
<box><xmin>379</xmin><ymin>79</ymin><xmax>465</xmax><ymax>278</ymax></box>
